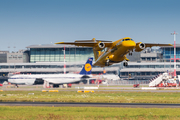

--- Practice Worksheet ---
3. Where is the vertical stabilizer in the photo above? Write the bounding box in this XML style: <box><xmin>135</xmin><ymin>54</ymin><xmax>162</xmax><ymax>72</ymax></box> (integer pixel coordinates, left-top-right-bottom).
<box><xmin>79</xmin><ymin>57</ymin><xmax>93</xmax><ymax>75</ymax></box>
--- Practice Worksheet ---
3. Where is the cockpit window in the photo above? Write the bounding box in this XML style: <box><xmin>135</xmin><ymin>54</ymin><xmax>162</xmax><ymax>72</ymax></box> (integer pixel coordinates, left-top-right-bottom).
<box><xmin>122</xmin><ymin>39</ymin><xmax>134</xmax><ymax>41</ymax></box>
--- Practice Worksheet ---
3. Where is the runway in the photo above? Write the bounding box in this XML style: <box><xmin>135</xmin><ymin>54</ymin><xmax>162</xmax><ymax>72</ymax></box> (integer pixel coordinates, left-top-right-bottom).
<box><xmin>1</xmin><ymin>102</ymin><xmax>180</xmax><ymax>108</ymax></box>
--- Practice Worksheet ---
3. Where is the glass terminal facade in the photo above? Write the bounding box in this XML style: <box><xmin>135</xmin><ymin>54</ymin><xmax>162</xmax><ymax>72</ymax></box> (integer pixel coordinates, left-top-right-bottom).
<box><xmin>125</xmin><ymin>64</ymin><xmax>178</xmax><ymax>69</ymax></box>
<box><xmin>119</xmin><ymin>62</ymin><xmax>180</xmax><ymax>80</ymax></box>
<box><xmin>161</xmin><ymin>45</ymin><xmax>180</xmax><ymax>62</ymax></box>
<box><xmin>28</xmin><ymin>45</ymin><xmax>94</xmax><ymax>63</ymax></box>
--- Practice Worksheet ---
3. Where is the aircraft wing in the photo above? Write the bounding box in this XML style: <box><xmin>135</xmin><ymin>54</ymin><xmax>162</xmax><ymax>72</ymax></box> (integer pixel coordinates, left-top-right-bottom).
<box><xmin>135</xmin><ymin>42</ymin><xmax>173</xmax><ymax>52</ymax></box>
<box><xmin>55</xmin><ymin>42</ymin><xmax>113</xmax><ymax>47</ymax></box>
<box><xmin>142</xmin><ymin>43</ymin><xmax>173</xmax><ymax>48</ymax></box>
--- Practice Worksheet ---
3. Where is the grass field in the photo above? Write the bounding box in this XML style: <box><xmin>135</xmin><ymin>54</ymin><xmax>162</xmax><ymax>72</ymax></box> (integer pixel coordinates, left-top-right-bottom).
<box><xmin>1</xmin><ymin>91</ymin><xmax>180</xmax><ymax>103</ymax></box>
<box><xmin>1</xmin><ymin>90</ymin><xmax>180</xmax><ymax>119</ymax></box>
<box><xmin>0</xmin><ymin>106</ymin><xmax>180</xmax><ymax>120</ymax></box>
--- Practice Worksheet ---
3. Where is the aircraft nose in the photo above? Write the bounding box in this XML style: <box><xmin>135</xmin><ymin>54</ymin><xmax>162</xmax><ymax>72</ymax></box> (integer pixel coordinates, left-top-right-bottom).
<box><xmin>129</xmin><ymin>41</ymin><xmax>136</xmax><ymax>47</ymax></box>
<box><xmin>8</xmin><ymin>78</ymin><xmax>14</xmax><ymax>83</ymax></box>
<box><xmin>122</xmin><ymin>41</ymin><xmax>136</xmax><ymax>48</ymax></box>
<box><xmin>8</xmin><ymin>79</ymin><xmax>12</xmax><ymax>83</ymax></box>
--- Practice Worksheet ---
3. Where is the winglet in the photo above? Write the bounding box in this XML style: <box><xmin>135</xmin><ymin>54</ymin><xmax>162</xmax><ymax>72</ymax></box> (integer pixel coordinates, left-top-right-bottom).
<box><xmin>92</xmin><ymin>38</ymin><xmax>96</xmax><ymax>42</ymax></box>
<box><xmin>79</xmin><ymin>57</ymin><xmax>93</xmax><ymax>75</ymax></box>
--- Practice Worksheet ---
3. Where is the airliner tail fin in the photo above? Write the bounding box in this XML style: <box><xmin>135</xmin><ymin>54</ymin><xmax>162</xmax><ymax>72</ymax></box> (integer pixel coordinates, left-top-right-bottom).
<box><xmin>79</xmin><ymin>57</ymin><xmax>93</xmax><ymax>75</ymax></box>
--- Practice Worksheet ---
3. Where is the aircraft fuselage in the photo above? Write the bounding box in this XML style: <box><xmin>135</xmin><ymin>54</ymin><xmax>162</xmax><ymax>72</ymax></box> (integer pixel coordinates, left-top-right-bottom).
<box><xmin>95</xmin><ymin>37</ymin><xmax>136</xmax><ymax>66</ymax></box>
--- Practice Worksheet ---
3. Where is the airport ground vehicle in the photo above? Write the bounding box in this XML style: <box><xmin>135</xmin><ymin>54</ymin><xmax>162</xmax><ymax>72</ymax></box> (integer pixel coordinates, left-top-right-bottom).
<box><xmin>133</xmin><ymin>84</ymin><xmax>139</xmax><ymax>88</ymax></box>
<box><xmin>149</xmin><ymin>73</ymin><xmax>180</xmax><ymax>87</ymax></box>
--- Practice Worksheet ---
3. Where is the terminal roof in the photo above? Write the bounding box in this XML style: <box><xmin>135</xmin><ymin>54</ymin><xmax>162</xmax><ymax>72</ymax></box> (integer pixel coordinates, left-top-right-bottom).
<box><xmin>26</xmin><ymin>44</ymin><xmax>92</xmax><ymax>48</ymax></box>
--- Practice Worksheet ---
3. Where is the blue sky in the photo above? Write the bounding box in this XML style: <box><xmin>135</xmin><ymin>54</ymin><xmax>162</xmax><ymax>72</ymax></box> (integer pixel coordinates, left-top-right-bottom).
<box><xmin>0</xmin><ymin>0</ymin><xmax>180</xmax><ymax>51</ymax></box>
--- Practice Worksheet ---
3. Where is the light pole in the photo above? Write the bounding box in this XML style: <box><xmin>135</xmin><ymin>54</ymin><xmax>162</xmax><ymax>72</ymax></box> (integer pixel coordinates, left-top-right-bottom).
<box><xmin>62</xmin><ymin>45</ymin><xmax>66</xmax><ymax>74</ymax></box>
<box><xmin>171</xmin><ymin>31</ymin><xmax>178</xmax><ymax>80</ymax></box>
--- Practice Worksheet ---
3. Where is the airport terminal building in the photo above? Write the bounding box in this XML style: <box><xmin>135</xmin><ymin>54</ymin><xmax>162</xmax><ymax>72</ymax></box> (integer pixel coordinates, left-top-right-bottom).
<box><xmin>0</xmin><ymin>43</ymin><xmax>180</xmax><ymax>82</ymax></box>
<box><xmin>120</xmin><ymin>45</ymin><xmax>180</xmax><ymax>80</ymax></box>
<box><xmin>27</xmin><ymin>44</ymin><xmax>94</xmax><ymax>63</ymax></box>
<box><xmin>0</xmin><ymin>44</ymin><xmax>120</xmax><ymax>83</ymax></box>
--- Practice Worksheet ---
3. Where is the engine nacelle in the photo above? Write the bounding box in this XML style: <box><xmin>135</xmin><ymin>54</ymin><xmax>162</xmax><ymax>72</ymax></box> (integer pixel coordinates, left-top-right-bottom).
<box><xmin>93</xmin><ymin>42</ymin><xmax>105</xmax><ymax>51</ymax></box>
<box><xmin>25</xmin><ymin>79</ymin><xmax>44</xmax><ymax>85</ymax></box>
<box><xmin>25</xmin><ymin>80</ymin><xmax>35</xmax><ymax>85</ymax></box>
<box><xmin>135</xmin><ymin>42</ymin><xmax>145</xmax><ymax>52</ymax></box>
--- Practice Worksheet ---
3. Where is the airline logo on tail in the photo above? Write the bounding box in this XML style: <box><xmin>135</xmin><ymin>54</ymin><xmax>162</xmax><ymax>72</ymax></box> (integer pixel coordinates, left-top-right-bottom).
<box><xmin>79</xmin><ymin>57</ymin><xmax>93</xmax><ymax>75</ymax></box>
<box><xmin>85</xmin><ymin>63</ymin><xmax>92</xmax><ymax>72</ymax></box>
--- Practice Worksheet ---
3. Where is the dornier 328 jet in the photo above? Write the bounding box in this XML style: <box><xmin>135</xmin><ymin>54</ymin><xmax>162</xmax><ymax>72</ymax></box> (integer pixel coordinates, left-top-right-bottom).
<box><xmin>55</xmin><ymin>37</ymin><xmax>173</xmax><ymax>67</ymax></box>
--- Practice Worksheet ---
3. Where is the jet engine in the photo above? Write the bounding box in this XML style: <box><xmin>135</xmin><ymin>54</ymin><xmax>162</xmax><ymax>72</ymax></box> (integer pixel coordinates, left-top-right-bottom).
<box><xmin>25</xmin><ymin>80</ymin><xmax>36</xmax><ymax>85</ymax></box>
<box><xmin>25</xmin><ymin>79</ymin><xmax>44</xmax><ymax>85</ymax></box>
<box><xmin>135</xmin><ymin>42</ymin><xmax>145</xmax><ymax>52</ymax></box>
<box><xmin>93</xmin><ymin>42</ymin><xmax>105</xmax><ymax>51</ymax></box>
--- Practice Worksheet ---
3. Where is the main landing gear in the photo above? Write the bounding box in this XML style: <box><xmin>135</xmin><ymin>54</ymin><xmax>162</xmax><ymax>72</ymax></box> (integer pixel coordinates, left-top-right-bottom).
<box><xmin>129</xmin><ymin>52</ymin><xmax>132</xmax><ymax>56</ymax></box>
<box><xmin>53</xmin><ymin>84</ymin><xmax>59</xmax><ymax>88</ymax></box>
<box><xmin>129</xmin><ymin>50</ymin><xmax>133</xmax><ymax>56</ymax></box>
<box><xmin>123</xmin><ymin>61</ymin><xmax>128</xmax><ymax>66</ymax></box>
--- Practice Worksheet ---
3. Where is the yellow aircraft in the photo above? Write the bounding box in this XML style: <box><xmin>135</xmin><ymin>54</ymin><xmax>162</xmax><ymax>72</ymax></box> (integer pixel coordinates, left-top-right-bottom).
<box><xmin>55</xmin><ymin>37</ymin><xmax>173</xmax><ymax>67</ymax></box>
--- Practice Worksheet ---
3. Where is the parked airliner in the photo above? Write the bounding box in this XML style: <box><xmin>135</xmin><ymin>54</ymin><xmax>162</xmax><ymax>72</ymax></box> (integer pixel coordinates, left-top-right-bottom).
<box><xmin>8</xmin><ymin>57</ymin><xmax>93</xmax><ymax>87</ymax></box>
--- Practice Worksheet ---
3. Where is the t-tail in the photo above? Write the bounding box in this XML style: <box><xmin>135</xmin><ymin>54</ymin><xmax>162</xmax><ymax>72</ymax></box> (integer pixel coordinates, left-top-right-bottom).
<box><xmin>79</xmin><ymin>57</ymin><xmax>93</xmax><ymax>75</ymax></box>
